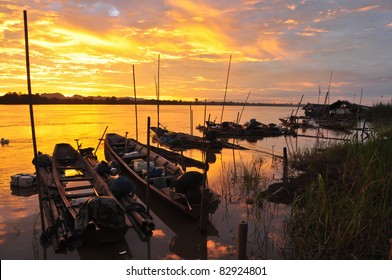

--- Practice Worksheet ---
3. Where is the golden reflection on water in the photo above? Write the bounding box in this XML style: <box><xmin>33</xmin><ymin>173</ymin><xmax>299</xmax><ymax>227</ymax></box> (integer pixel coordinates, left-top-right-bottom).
<box><xmin>1</xmin><ymin>104</ymin><xmax>331</xmax><ymax>259</ymax></box>
<box><xmin>207</xmin><ymin>239</ymin><xmax>233</xmax><ymax>259</ymax></box>
<box><xmin>151</xmin><ymin>229</ymin><xmax>166</xmax><ymax>238</ymax></box>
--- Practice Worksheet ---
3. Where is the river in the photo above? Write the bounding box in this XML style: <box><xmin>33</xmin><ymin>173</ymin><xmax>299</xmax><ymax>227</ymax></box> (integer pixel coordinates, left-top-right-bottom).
<box><xmin>0</xmin><ymin>104</ymin><xmax>350</xmax><ymax>260</ymax></box>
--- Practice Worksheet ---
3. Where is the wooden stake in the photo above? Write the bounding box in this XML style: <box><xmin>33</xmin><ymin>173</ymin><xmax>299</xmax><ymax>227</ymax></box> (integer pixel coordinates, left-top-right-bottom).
<box><xmin>190</xmin><ymin>105</ymin><xmax>193</xmax><ymax>135</ymax></box>
<box><xmin>237</xmin><ymin>221</ymin><xmax>248</xmax><ymax>259</ymax></box>
<box><xmin>157</xmin><ymin>54</ymin><xmax>160</xmax><ymax>128</ymax></box>
<box><xmin>146</xmin><ymin>117</ymin><xmax>151</xmax><ymax>215</ymax></box>
<box><xmin>283</xmin><ymin>147</ymin><xmax>288</xmax><ymax>185</ymax></box>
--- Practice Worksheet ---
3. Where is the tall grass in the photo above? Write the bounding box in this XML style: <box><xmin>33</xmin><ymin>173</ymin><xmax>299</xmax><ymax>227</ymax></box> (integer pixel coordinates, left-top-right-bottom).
<box><xmin>219</xmin><ymin>155</ymin><xmax>290</xmax><ymax>259</ymax></box>
<box><xmin>285</xmin><ymin>127</ymin><xmax>392</xmax><ymax>259</ymax></box>
<box><xmin>368</xmin><ymin>102</ymin><xmax>392</xmax><ymax>120</ymax></box>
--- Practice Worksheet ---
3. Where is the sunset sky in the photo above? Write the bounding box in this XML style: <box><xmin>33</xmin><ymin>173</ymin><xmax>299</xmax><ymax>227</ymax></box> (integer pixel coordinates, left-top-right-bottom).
<box><xmin>0</xmin><ymin>0</ymin><xmax>391</xmax><ymax>105</ymax></box>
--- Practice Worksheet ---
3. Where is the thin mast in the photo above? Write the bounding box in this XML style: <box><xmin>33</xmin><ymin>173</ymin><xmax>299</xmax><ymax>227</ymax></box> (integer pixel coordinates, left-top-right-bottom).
<box><xmin>220</xmin><ymin>55</ymin><xmax>232</xmax><ymax>124</ymax></box>
<box><xmin>238</xmin><ymin>91</ymin><xmax>251</xmax><ymax>124</ymax></box>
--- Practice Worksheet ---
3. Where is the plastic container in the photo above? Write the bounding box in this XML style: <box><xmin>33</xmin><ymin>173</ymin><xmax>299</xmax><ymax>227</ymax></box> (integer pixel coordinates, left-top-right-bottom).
<box><xmin>122</xmin><ymin>151</ymin><xmax>140</xmax><ymax>160</ymax></box>
<box><xmin>10</xmin><ymin>174</ymin><xmax>36</xmax><ymax>188</ymax></box>
<box><xmin>134</xmin><ymin>161</ymin><xmax>154</xmax><ymax>172</ymax></box>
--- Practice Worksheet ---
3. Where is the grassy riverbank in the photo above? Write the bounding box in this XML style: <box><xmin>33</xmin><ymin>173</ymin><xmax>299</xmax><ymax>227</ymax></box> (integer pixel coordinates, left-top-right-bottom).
<box><xmin>285</xmin><ymin>124</ymin><xmax>392</xmax><ymax>259</ymax></box>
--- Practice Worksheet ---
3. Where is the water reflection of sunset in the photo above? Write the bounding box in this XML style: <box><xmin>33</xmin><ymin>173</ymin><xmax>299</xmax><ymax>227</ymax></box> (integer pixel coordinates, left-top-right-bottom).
<box><xmin>207</xmin><ymin>239</ymin><xmax>233</xmax><ymax>259</ymax></box>
<box><xmin>152</xmin><ymin>229</ymin><xmax>166</xmax><ymax>238</ymax></box>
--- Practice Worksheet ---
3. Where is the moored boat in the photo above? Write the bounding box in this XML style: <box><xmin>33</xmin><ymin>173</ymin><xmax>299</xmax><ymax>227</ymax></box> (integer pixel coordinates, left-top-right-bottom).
<box><xmin>104</xmin><ymin>133</ymin><xmax>221</xmax><ymax>219</ymax></box>
<box><xmin>78</xmin><ymin>146</ymin><xmax>155</xmax><ymax>241</ymax></box>
<box><xmin>51</xmin><ymin>143</ymin><xmax>132</xmax><ymax>243</ymax></box>
<box><xmin>197</xmin><ymin>119</ymin><xmax>295</xmax><ymax>139</ymax></box>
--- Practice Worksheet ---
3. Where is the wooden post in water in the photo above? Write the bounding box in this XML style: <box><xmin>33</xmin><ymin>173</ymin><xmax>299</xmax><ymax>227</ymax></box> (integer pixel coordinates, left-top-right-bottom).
<box><xmin>237</xmin><ymin>221</ymin><xmax>248</xmax><ymax>259</ymax></box>
<box><xmin>203</xmin><ymin>99</ymin><xmax>207</xmax><ymax>130</ymax></box>
<box><xmin>156</xmin><ymin>54</ymin><xmax>160</xmax><ymax>128</ymax></box>
<box><xmin>283</xmin><ymin>147</ymin><xmax>288</xmax><ymax>185</ymax></box>
<box><xmin>190</xmin><ymin>104</ymin><xmax>193</xmax><ymax>135</ymax></box>
<box><xmin>24</xmin><ymin>10</ymin><xmax>47</xmax><ymax>259</ymax></box>
<box><xmin>146</xmin><ymin>117</ymin><xmax>151</xmax><ymax>215</ymax></box>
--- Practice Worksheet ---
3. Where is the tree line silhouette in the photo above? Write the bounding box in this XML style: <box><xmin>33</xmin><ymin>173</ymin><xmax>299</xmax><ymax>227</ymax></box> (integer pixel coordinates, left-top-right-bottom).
<box><xmin>0</xmin><ymin>92</ymin><xmax>295</xmax><ymax>106</ymax></box>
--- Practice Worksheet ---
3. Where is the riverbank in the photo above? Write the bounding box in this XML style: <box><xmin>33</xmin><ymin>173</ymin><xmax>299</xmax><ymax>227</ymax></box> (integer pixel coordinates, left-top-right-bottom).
<box><xmin>285</xmin><ymin>120</ymin><xmax>392</xmax><ymax>259</ymax></box>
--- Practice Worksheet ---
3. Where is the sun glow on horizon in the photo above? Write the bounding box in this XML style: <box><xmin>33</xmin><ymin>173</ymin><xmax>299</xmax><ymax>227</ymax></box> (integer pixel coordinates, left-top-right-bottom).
<box><xmin>0</xmin><ymin>1</ymin><xmax>390</xmax><ymax>105</ymax></box>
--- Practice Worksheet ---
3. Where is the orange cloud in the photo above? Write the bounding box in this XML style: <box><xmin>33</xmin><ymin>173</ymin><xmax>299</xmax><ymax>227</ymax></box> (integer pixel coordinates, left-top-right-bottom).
<box><xmin>357</xmin><ymin>5</ymin><xmax>379</xmax><ymax>12</ymax></box>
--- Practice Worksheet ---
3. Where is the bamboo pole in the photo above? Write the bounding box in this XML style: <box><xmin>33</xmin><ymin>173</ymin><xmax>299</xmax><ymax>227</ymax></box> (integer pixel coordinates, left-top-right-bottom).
<box><xmin>132</xmin><ymin>65</ymin><xmax>139</xmax><ymax>141</ymax></box>
<box><xmin>203</xmin><ymin>99</ymin><xmax>207</xmax><ymax>130</ymax></box>
<box><xmin>220</xmin><ymin>55</ymin><xmax>232</xmax><ymax>124</ymax></box>
<box><xmin>317</xmin><ymin>85</ymin><xmax>321</xmax><ymax>105</ymax></box>
<box><xmin>190</xmin><ymin>105</ymin><xmax>193</xmax><ymax>135</ymax></box>
<box><xmin>238</xmin><ymin>91</ymin><xmax>251</xmax><ymax>124</ymax></box>
<box><xmin>294</xmin><ymin>94</ymin><xmax>304</xmax><ymax>118</ymax></box>
<box><xmin>146</xmin><ymin>117</ymin><xmax>151</xmax><ymax>215</ymax></box>
<box><xmin>94</xmin><ymin>125</ymin><xmax>108</xmax><ymax>156</ymax></box>
<box><xmin>23</xmin><ymin>11</ymin><xmax>38</xmax><ymax>160</ymax></box>
<box><xmin>157</xmin><ymin>54</ymin><xmax>160</xmax><ymax>128</ymax></box>
<box><xmin>24</xmin><ymin>10</ymin><xmax>47</xmax><ymax>259</ymax></box>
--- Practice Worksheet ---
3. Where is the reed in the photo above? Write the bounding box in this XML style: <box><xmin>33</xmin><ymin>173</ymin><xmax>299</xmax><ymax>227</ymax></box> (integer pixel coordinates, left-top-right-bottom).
<box><xmin>368</xmin><ymin>102</ymin><xmax>392</xmax><ymax>120</ymax></box>
<box><xmin>286</xmin><ymin>127</ymin><xmax>392</xmax><ymax>259</ymax></box>
<box><xmin>219</xmin><ymin>155</ymin><xmax>288</xmax><ymax>259</ymax></box>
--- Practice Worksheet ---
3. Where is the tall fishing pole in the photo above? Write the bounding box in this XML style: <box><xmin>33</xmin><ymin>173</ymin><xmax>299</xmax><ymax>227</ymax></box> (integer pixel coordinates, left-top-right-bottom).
<box><xmin>132</xmin><ymin>65</ymin><xmax>138</xmax><ymax>141</ymax></box>
<box><xmin>220</xmin><ymin>55</ymin><xmax>232</xmax><ymax>124</ymax></box>
<box><xmin>24</xmin><ymin>10</ymin><xmax>46</xmax><ymax>259</ymax></box>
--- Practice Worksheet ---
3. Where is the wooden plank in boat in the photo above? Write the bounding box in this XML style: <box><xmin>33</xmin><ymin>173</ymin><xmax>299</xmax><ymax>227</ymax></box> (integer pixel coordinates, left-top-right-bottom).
<box><xmin>64</xmin><ymin>180</ymin><xmax>92</xmax><ymax>191</ymax></box>
<box><xmin>65</xmin><ymin>187</ymin><xmax>96</xmax><ymax>198</ymax></box>
<box><xmin>60</xmin><ymin>176</ymin><xmax>93</xmax><ymax>182</ymax></box>
<box><xmin>57</xmin><ymin>165</ymin><xmax>84</xmax><ymax>169</ymax></box>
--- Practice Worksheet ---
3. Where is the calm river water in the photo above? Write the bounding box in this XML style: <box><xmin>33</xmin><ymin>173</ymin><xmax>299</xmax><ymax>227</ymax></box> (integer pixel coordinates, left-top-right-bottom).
<box><xmin>0</xmin><ymin>104</ymin><xmax>349</xmax><ymax>260</ymax></box>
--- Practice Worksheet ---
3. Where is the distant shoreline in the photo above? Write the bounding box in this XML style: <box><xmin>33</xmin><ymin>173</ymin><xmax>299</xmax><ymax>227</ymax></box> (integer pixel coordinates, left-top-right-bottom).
<box><xmin>0</xmin><ymin>92</ymin><xmax>296</xmax><ymax>107</ymax></box>
<box><xmin>0</xmin><ymin>102</ymin><xmax>297</xmax><ymax>107</ymax></box>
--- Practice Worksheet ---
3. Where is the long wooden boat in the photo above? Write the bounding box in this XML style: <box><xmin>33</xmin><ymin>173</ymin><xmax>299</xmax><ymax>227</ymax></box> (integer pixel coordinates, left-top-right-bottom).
<box><xmin>51</xmin><ymin>143</ymin><xmax>132</xmax><ymax>243</ymax></box>
<box><xmin>196</xmin><ymin>119</ymin><xmax>295</xmax><ymax>139</ymax></box>
<box><xmin>151</xmin><ymin>126</ymin><xmax>247</xmax><ymax>151</ymax></box>
<box><xmin>79</xmin><ymin>146</ymin><xmax>155</xmax><ymax>241</ymax></box>
<box><xmin>104</xmin><ymin>133</ymin><xmax>221</xmax><ymax>219</ymax></box>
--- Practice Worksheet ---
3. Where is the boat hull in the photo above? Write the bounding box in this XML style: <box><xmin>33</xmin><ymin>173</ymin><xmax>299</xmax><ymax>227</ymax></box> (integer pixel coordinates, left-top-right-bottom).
<box><xmin>104</xmin><ymin>133</ymin><xmax>221</xmax><ymax>219</ymax></box>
